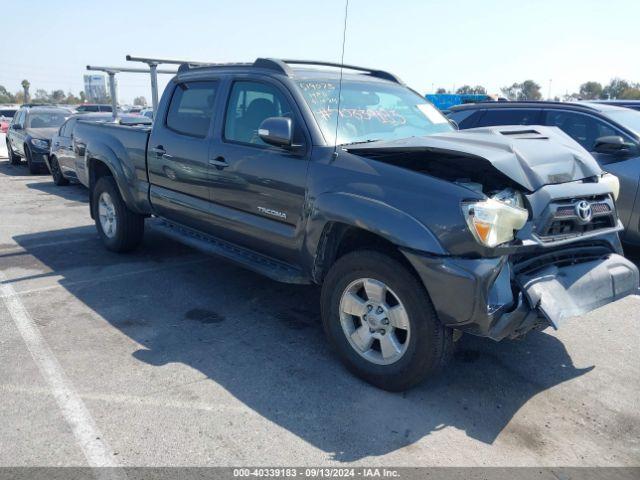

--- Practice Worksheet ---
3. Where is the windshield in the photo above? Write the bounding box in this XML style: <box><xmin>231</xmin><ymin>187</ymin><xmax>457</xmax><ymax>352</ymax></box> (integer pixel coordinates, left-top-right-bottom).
<box><xmin>297</xmin><ymin>79</ymin><xmax>452</xmax><ymax>145</ymax></box>
<box><xmin>604</xmin><ymin>109</ymin><xmax>640</xmax><ymax>136</ymax></box>
<box><xmin>26</xmin><ymin>111</ymin><xmax>68</xmax><ymax>128</ymax></box>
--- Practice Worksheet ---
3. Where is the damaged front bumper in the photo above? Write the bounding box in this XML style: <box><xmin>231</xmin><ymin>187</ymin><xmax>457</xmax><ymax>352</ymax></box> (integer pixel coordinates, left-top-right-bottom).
<box><xmin>403</xmin><ymin>242</ymin><xmax>639</xmax><ymax>341</ymax></box>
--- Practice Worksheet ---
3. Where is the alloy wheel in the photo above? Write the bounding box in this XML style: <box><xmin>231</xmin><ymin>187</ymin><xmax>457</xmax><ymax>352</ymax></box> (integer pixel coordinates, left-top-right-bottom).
<box><xmin>339</xmin><ymin>277</ymin><xmax>411</xmax><ymax>365</ymax></box>
<box><xmin>98</xmin><ymin>192</ymin><xmax>117</xmax><ymax>238</ymax></box>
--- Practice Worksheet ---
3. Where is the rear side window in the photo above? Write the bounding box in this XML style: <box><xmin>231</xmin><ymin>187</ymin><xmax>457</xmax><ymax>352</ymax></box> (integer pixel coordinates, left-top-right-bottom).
<box><xmin>447</xmin><ymin>110</ymin><xmax>480</xmax><ymax>128</ymax></box>
<box><xmin>13</xmin><ymin>109</ymin><xmax>25</xmax><ymax>126</ymax></box>
<box><xmin>166</xmin><ymin>81</ymin><xmax>218</xmax><ymax>138</ymax></box>
<box><xmin>477</xmin><ymin>109</ymin><xmax>540</xmax><ymax>127</ymax></box>
<box><xmin>60</xmin><ymin>118</ymin><xmax>77</xmax><ymax>137</ymax></box>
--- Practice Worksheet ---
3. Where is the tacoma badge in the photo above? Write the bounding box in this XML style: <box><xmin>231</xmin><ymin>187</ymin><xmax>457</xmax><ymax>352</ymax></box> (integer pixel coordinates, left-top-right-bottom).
<box><xmin>257</xmin><ymin>206</ymin><xmax>287</xmax><ymax>220</ymax></box>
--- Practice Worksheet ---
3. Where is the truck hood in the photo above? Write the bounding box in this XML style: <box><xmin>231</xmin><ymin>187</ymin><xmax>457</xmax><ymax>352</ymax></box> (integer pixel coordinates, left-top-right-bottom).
<box><xmin>26</xmin><ymin>127</ymin><xmax>58</xmax><ymax>140</ymax></box>
<box><xmin>345</xmin><ymin>125</ymin><xmax>602</xmax><ymax>192</ymax></box>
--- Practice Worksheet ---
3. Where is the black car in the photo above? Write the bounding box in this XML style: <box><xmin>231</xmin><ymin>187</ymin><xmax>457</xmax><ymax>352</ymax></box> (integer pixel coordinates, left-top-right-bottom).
<box><xmin>448</xmin><ymin>101</ymin><xmax>640</xmax><ymax>246</ymax></box>
<box><xmin>6</xmin><ymin>106</ymin><xmax>70</xmax><ymax>173</ymax></box>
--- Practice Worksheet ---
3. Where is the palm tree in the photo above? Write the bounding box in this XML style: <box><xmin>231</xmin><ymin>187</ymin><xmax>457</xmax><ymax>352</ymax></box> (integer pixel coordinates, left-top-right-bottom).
<box><xmin>21</xmin><ymin>79</ymin><xmax>30</xmax><ymax>103</ymax></box>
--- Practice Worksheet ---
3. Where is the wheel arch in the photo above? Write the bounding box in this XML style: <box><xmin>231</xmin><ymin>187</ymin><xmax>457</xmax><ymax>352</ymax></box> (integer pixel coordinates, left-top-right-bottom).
<box><xmin>307</xmin><ymin>193</ymin><xmax>445</xmax><ymax>283</ymax></box>
<box><xmin>86</xmin><ymin>142</ymin><xmax>149</xmax><ymax>219</ymax></box>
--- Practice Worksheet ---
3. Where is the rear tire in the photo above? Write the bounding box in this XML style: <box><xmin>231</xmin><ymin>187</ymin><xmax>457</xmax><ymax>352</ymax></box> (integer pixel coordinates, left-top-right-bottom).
<box><xmin>50</xmin><ymin>156</ymin><xmax>69</xmax><ymax>186</ymax></box>
<box><xmin>321</xmin><ymin>250</ymin><xmax>452</xmax><ymax>391</ymax></box>
<box><xmin>92</xmin><ymin>176</ymin><xmax>144</xmax><ymax>252</ymax></box>
<box><xmin>7</xmin><ymin>140</ymin><xmax>20</xmax><ymax>165</ymax></box>
<box><xmin>25</xmin><ymin>146</ymin><xmax>39</xmax><ymax>174</ymax></box>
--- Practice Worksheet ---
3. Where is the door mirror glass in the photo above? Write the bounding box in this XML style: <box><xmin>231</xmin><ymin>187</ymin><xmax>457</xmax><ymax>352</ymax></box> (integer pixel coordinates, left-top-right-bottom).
<box><xmin>594</xmin><ymin>135</ymin><xmax>628</xmax><ymax>154</ymax></box>
<box><xmin>12</xmin><ymin>123</ymin><xmax>22</xmax><ymax>130</ymax></box>
<box><xmin>258</xmin><ymin>117</ymin><xmax>293</xmax><ymax>148</ymax></box>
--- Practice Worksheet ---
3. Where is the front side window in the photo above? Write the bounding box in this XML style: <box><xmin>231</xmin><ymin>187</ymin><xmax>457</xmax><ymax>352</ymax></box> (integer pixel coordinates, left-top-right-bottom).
<box><xmin>297</xmin><ymin>79</ymin><xmax>452</xmax><ymax>145</ymax></box>
<box><xmin>166</xmin><ymin>81</ymin><xmax>218</xmax><ymax>138</ymax></box>
<box><xmin>546</xmin><ymin>111</ymin><xmax>627</xmax><ymax>151</ymax></box>
<box><xmin>224</xmin><ymin>81</ymin><xmax>295</xmax><ymax>146</ymax></box>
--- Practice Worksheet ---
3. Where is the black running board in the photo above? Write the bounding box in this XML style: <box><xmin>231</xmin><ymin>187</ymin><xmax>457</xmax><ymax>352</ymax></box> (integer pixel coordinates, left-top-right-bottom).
<box><xmin>150</xmin><ymin>218</ymin><xmax>310</xmax><ymax>284</ymax></box>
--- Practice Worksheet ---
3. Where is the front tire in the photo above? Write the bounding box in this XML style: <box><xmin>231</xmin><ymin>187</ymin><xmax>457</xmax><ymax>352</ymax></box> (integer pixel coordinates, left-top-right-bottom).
<box><xmin>50</xmin><ymin>156</ymin><xmax>69</xmax><ymax>186</ymax></box>
<box><xmin>7</xmin><ymin>140</ymin><xmax>20</xmax><ymax>165</ymax></box>
<box><xmin>25</xmin><ymin>146</ymin><xmax>39</xmax><ymax>174</ymax></box>
<box><xmin>321</xmin><ymin>250</ymin><xmax>452</xmax><ymax>391</ymax></box>
<box><xmin>92</xmin><ymin>176</ymin><xmax>144</xmax><ymax>252</ymax></box>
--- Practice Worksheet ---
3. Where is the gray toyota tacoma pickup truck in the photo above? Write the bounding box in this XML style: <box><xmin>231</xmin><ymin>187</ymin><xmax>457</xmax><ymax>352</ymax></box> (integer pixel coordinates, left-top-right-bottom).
<box><xmin>74</xmin><ymin>58</ymin><xmax>639</xmax><ymax>391</ymax></box>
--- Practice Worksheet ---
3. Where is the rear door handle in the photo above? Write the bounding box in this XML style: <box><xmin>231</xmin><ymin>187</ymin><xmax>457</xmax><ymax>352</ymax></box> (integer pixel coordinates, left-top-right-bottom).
<box><xmin>209</xmin><ymin>156</ymin><xmax>229</xmax><ymax>168</ymax></box>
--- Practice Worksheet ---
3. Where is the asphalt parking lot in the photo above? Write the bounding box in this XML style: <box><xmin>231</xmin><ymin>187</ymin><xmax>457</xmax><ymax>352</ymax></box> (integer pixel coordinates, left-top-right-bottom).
<box><xmin>0</xmin><ymin>157</ymin><xmax>639</xmax><ymax>468</ymax></box>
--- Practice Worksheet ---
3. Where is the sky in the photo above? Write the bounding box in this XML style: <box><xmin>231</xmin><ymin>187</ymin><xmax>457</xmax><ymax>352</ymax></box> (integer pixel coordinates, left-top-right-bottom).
<box><xmin>1</xmin><ymin>0</ymin><xmax>639</xmax><ymax>104</ymax></box>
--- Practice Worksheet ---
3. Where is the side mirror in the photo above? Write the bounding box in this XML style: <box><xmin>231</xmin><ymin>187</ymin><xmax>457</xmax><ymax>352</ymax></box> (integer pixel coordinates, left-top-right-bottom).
<box><xmin>448</xmin><ymin>118</ymin><xmax>459</xmax><ymax>130</ymax></box>
<box><xmin>258</xmin><ymin>117</ymin><xmax>293</xmax><ymax>148</ymax></box>
<box><xmin>594</xmin><ymin>136</ymin><xmax>627</xmax><ymax>154</ymax></box>
<box><xmin>12</xmin><ymin>123</ymin><xmax>22</xmax><ymax>130</ymax></box>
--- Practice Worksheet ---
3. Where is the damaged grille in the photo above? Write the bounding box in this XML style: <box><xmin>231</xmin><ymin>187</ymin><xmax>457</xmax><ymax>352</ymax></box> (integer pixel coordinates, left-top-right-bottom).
<box><xmin>512</xmin><ymin>242</ymin><xmax>614</xmax><ymax>276</ymax></box>
<box><xmin>536</xmin><ymin>195</ymin><xmax>616</xmax><ymax>242</ymax></box>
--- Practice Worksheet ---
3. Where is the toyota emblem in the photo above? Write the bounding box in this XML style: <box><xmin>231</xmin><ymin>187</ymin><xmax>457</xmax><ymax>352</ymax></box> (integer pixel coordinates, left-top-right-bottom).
<box><xmin>575</xmin><ymin>200</ymin><xmax>592</xmax><ymax>223</ymax></box>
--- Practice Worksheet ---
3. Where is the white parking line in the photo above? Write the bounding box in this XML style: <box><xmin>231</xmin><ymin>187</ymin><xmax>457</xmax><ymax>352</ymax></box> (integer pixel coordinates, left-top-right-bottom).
<box><xmin>0</xmin><ymin>382</ymin><xmax>248</xmax><ymax>414</ymax></box>
<box><xmin>0</xmin><ymin>269</ymin><xmax>127</xmax><ymax>479</ymax></box>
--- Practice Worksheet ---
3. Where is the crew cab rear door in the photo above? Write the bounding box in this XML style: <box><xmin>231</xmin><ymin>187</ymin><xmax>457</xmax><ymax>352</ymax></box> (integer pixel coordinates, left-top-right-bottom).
<box><xmin>147</xmin><ymin>80</ymin><xmax>221</xmax><ymax>232</ymax></box>
<box><xmin>54</xmin><ymin>118</ymin><xmax>76</xmax><ymax>176</ymax></box>
<box><xmin>207</xmin><ymin>76</ymin><xmax>311</xmax><ymax>263</ymax></box>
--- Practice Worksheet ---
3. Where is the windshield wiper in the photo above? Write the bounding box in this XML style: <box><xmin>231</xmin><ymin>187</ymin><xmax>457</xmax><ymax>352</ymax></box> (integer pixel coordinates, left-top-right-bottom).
<box><xmin>340</xmin><ymin>139</ymin><xmax>381</xmax><ymax>147</ymax></box>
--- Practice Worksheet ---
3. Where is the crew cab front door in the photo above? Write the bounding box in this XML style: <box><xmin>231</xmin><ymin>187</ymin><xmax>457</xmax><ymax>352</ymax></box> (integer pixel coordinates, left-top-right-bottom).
<box><xmin>148</xmin><ymin>80</ymin><xmax>221</xmax><ymax>232</ymax></box>
<box><xmin>207</xmin><ymin>78</ymin><xmax>310</xmax><ymax>263</ymax></box>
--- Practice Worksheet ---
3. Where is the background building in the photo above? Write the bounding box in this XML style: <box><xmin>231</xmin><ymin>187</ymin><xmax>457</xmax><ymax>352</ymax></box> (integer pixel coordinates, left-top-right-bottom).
<box><xmin>83</xmin><ymin>74</ymin><xmax>110</xmax><ymax>103</ymax></box>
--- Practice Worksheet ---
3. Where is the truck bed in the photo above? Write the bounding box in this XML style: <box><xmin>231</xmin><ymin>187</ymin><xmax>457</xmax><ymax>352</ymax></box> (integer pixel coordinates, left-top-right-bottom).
<box><xmin>74</xmin><ymin>121</ymin><xmax>153</xmax><ymax>214</ymax></box>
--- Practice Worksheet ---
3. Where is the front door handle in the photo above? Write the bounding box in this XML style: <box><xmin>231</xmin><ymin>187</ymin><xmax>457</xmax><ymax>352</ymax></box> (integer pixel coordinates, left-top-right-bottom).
<box><xmin>150</xmin><ymin>145</ymin><xmax>166</xmax><ymax>156</ymax></box>
<box><xmin>209</xmin><ymin>156</ymin><xmax>229</xmax><ymax>169</ymax></box>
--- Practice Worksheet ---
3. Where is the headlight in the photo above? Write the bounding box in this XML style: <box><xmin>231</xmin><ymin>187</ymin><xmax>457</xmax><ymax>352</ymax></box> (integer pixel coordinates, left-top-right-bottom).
<box><xmin>30</xmin><ymin>138</ymin><xmax>49</xmax><ymax>150</ymax></box>
<box><xmin>600</xmin><ymin>173</ymin><xmax>620</xmax><ymax>201</ymax></box>
<box><xmin>462</xmin><ymin>197</ymin><xmax>528</xmax><ymax>247</ymax></box>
